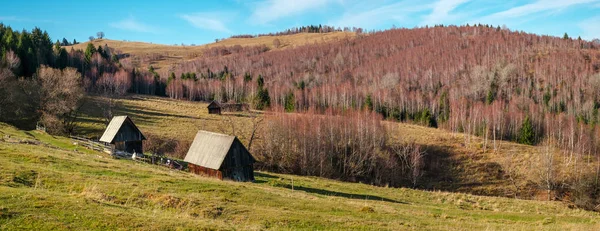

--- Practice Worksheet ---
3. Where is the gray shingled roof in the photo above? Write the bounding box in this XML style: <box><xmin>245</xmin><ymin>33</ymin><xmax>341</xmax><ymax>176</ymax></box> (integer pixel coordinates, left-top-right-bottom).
<box><xmin>99</xmin><ymin>116</ymin><xmax>146</xmax><ymax>143</ymax></box>
<box><xmin>184</xmin><ymin>130</ymin><xmax>235</xmax><ymax>170</ymax></box>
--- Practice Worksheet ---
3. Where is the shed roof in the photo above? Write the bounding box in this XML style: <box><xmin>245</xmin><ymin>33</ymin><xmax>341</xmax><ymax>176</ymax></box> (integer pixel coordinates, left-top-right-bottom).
<box><xmin>99</xmin><ymin>116</ymin><xmax>145</xmax><ymax>143</ymax></box>
<box><xmin>184</xmin><ymin>130</ymin><xmax>236</xmax><ymax>170</ymax></box>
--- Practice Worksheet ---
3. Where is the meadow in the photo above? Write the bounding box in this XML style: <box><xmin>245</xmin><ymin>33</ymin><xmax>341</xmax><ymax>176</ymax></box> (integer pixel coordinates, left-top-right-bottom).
<box><xmin>1</xmin><ymin>121</ymin><xmax>599</xmax><ymax>230</ymax></box>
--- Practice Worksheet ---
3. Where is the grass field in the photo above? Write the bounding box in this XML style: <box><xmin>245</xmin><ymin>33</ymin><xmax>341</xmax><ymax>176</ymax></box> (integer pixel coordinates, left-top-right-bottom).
<box><xmin>1</xmin><ymin>121</ymin><xmax>599</xmax><ymax>230</ymax></box>
<box><xmin>76</xmin><ymin>95</ymin><xmax>545</xmax><ymax>198</ymax></box>
<box><xmin>64</xmin><ymin>32</ymin><xmax>356</xmax><ymax>69</ymax></box>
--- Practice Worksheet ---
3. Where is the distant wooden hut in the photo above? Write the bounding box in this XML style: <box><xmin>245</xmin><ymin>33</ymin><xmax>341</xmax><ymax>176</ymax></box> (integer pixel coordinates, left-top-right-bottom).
<box><xmin>99</xmin><ymin>116</ymin><xmax>146</xmax><ymax>154</ymax></box>
<box><xmin>184</xmin><ymin>130</ymin><xmax>255</xmax><ymax>182</ymax></box>
<box><xmin>207</xmin><ymin>101</ymin><xmax>249</xmax><ymax>115</ymax></box>
<box><xmin>207</xmin><ymin>101</ymin><xmax>222</xmax><ymax>114</ymax></box>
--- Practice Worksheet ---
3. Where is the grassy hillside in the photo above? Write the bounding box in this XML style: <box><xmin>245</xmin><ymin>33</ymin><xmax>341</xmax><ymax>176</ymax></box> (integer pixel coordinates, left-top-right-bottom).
<box><xmin>1</xmin><ymin>122</ymin><xmax>599</xmax><ymax>230</ymax></box>
<box><xmin>64</xmin><ymin>32</ymin><xmax>356</xmax><ymax>69</ymax></box>
<box><xmin>76</xmin><ymin>95</ymin><xmax>545</xmax><ymax>198</ymax></box>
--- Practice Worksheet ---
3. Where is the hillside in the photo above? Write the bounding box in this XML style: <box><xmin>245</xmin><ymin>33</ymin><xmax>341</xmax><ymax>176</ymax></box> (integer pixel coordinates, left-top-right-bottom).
<box><xmin>77</xmin><ymin>95</ymin><xmax>558</xmax><ymax>199</ymax></box>
<box><xmin>64</xmin><ymin>32</ymin><xmax>356</xmax><ymax>69</ymax></box>
<box><xmin>1</xmin><ymin>122</ymin><xmax>599</xmax><ymax>230</ymax></box>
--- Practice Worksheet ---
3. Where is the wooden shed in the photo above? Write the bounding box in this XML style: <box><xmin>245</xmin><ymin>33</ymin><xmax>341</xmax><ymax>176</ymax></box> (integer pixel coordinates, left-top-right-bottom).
<box><xmin>99</xmin><ymin>116</ymin><xmax>146</xmax><ymax>154</ymax></box>
<box><xmin>207</xmin><ymin>101</ymin><xmax>222</xmax><ymax>114</ymax></box>
<box><xmin>207</xmin><ymin>101</ymin><xmax>249</xmax><ymax>115</ymax></box>
<box><xmin>184</xmin><ymin>130</ymin><xmax>255</xmax><ymax>182</ymax></box>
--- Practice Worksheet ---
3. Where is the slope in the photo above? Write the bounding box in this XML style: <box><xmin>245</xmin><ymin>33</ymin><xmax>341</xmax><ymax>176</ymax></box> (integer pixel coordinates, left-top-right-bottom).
<box><xmin>1</xmin><ymin>122</ymin><xmax>599</xmax><ymax>230</ymax></box>
<box><xmin>77</xmin><ymin>95</ymin><xmax>561</xmax><ymax>199</ymax></box>
<box><xmin>63</xmin><ymin>32</ymin><xmax>356</xmax><ymax>69</ymax></box>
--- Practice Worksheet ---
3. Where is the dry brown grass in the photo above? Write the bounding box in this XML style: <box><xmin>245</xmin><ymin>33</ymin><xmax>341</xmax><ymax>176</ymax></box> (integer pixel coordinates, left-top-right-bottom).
<box><xmin>77</xmin><ymin>95</ymin><xmax>599</xmax><ymax>202</ymax></box>
<box><xmin>65</xmin><ymin>32</ymin><xmax>356</xmax><ymax>69</ymax></box>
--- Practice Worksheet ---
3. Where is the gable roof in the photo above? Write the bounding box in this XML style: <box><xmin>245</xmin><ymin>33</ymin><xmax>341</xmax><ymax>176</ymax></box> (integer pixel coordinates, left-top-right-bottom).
<box><xmin>207</xmin><ymin>101</ymin><xmax>221</xmax><ymax>109</ymax></box>
<box><xmin>99</xmin><ymin>116</ymin><xmax>146</xmax><ymax>143</ymax></box>
<box><xmin>184</xmin><ymin>130</ymin><xmax>237</xmax><ymax>170</ymax></box>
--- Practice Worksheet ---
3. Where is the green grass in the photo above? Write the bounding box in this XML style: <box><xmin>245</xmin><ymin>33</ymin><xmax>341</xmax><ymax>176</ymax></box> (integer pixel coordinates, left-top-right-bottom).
<box><xmin>1</xmin><ymin>122</ymin><xmax>599</xmax><ymax>230</ymax></box>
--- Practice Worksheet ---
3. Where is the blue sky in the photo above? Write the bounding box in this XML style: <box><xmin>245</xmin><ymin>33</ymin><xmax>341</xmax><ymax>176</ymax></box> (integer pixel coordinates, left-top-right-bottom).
<box><xmin>1</xmin><ymin>0</ymin><xmax>599</xmax><ymax>45</ymax></box>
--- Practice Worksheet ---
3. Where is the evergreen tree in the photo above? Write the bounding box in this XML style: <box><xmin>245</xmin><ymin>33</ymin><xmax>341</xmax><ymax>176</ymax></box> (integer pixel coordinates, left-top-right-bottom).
<box><xmin>168</xmin><ymin>72</ymin><xmax>176</xmax><ymax>84</ymax></box>
<box><xmin>439</xmin><ymin>91</ymin><xmax>450</xmax><ymax>122</ymax></box>
<box><xmin>284</xmin><ymin>92</ymin><xmax>295</xmax><ymax>112</ymax></box>
<box><xmin>84</xmin><ymin>43</ymin><xmax>96</xmax><ymax>65</ymax></box>
<box><xmin>364</xmin><ymin>94</ymin><xmax>373</xmax><ymax>111</ymax></box>
<box><xmin>255</xmin><ymin>75</ymin><xmax>270</xmax><ymax>110</ymax></box>
<box><xmin>518</xmin><ymin>116</ymin><xmax>535</xmax><ymax>145</ymax></box>
<box><xmin>257</xmin><ymin>75</ymin><xmax>264</xmax><ymax>88</ymax></box>
<box><xmin>97</xmin><ymin>45</ymin><xmax>104</xmax><ymax>59</ymax></box>
<box><xmin>563</xmin><ymin>32</ymin><xmax>569</xmax><ymax>40</ymax></box>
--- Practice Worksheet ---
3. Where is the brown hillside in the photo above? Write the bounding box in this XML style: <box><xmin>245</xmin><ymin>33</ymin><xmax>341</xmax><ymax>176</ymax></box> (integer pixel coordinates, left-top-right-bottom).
<box><xmin>64</xmin><ymin>32</ymin><xmax>356</xmax><ymax>69</ymax></box>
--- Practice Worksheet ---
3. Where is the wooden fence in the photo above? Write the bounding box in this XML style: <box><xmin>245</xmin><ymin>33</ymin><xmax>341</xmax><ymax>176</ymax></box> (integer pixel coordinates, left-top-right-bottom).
<box><xmin>70</xmin><ymin>136</ymin><xmax>111</xmax><ymax>153</ymax></box>
<box><xmin>69</xmin><ymin>136</ymin><xmax>185</xmax><ymax>170</ymax></box>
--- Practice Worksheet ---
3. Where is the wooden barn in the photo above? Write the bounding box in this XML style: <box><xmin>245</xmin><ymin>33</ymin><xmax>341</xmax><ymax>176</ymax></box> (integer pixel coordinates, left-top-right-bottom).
<box><xmin>184</xmin><ymin>130</ymin><xmax>255</xmax><ymax>182</ymax></box>
<box><xmin>207</xmin><ymin>101</ymin><xmax>249</xmax><ymax>115</ymax></box>
<box><xmin>99</xmin><ymin>116</ymin><xmax>146</xmax><ymax>154</ymax></box>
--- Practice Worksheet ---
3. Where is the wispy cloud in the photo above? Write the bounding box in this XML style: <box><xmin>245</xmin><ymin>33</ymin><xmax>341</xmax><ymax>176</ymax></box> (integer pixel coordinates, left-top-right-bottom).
<box><xmin>480</xmin><ymin>0</ymin><xmax>597</xmax><ymax>21</ymax></box>
<box><xmin>251</xmin><ymin>0</ymin><xmax>340</xmax><ymax>25</ymax></box>
<box><xmin>110</xmin><ymin>17</ymin><xmax>158</xmax><ymax>33</ymax></box>
<box><xmin>0</xmin><ymin>16</ymin><xmax>20</xmax><ymax>21</ymax></box>
<box><xmin>180</xmin><ymin>13</ymin><xmax>232</xmax><ymax>33</ymax></box>
<box><xmin>0</xmin><ymin>16</ymin><xmax>56</xmax><ymax>24</ymax></box>
<box><xmin>579</xmin><ymin>16</ymin><xmax>600</xmax><ymax>40</ymax></box>
<box><xmin>329</xmin><ymin>0</ymin><xmax>431</xmax><ymax>29</ymax></box>
<box><xmin>421</xmin><ymin>0</ymin><xmax>471</xmax><ymax>25</ymax></box>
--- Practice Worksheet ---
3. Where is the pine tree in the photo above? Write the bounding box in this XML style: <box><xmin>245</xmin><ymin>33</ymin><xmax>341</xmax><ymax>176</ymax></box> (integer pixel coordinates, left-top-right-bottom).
<box><xmin>563</xmin><ymin>32</ymin><xmax>569</xmax><ymax>40</ymax></box>
<box><xmin>364</xmin><ymin>94</ymin><xmax>373</xmax><ymax>111</ymax></box>
<box><xmin>518</xmin><ymin>116</ymin><xmax>535</xmax><ymax>145</ymax></box>
<box><xmin>84</xmin><ymin>43</ymin><xmax>96</xmax><ymax>66</ymax></box>
<box><xmin>168</xmin><ymin>72</ymin><xmax>176</xmax><ymax>84</ymax></box>
<box><xmin>284</xmin><ymin>92</ymin><xmax>295</xmax><ymax>112</ymax></box>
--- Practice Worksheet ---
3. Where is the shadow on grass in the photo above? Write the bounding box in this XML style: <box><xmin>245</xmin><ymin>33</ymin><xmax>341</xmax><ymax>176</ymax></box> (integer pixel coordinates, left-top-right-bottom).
<box><xmin>256</xmin><ymin>172</ymin><xmax>407</xmax><ymax>204</ymax></box>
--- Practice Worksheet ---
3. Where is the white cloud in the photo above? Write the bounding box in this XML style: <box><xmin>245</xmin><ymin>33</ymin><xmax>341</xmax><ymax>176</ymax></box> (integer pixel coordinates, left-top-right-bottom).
<box><xmin>110</xmin><ymin>17</ymin><xmax>158</xmax><ymax>33</ymax></box>
<box><xmin>180</xmin><ymin>13</ymin><xmax>232</xmax><ymax>33</ymax></box>
<box><xmin>579</xmin><ymin>16</ymin><xmax>600</xmax><ymax>40</ymax></box>
<box><xmin>481</xmin><ymin>0</ymin><xmax>597</xmax><ymax>20</ymax></box>
<box><xmin>329</xmin><ymin>0</ymin><xmax>431</xmax><ymax>29</ymax></box>
<box><xmin>421</xmin><ymin>0</ymin><xmax>471</xmax><ymax>25</ymax></box>
<box><xmin>251</xmin><ymin>0</ymin><xmax>340</xmax><ymax>25</ymax></box>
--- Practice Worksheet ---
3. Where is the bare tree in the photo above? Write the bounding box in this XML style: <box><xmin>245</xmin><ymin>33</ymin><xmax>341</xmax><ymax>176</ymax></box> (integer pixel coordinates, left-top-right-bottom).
<box><xmin>500</xmin><ymin>148</ymin><xmax>522</xmax><ymax>198</ymax></box>
<box><xmin>272</xmin><ymin>38</ymin><xmax>281</xmax><ymax>48</ymax></box>
<box><xmin>247</xmin><ymin>115</ymin><xmax>264</xmax><ymax>150</ymax></box>
<box><xmin>534</xmin><ymin>140</ymin><xmax>559</xmax><ymax>201</ymax></box>
<box><xmin>96</xmin><ymin>32</ymin><xmax>105</xmax><ymax>39</ymax></box>
<box><xmin>37</xmin><ymin>66</ymin><xmax>85</xmax><ymax>134</ymax></box>
<box><xmin>4</xmin><ymin>50</ymin><xmax>20</xmax><ymax>71</ymax></box>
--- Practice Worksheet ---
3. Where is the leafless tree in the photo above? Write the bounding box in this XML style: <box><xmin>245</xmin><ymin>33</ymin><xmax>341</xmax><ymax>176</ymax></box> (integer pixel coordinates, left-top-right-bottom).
<box><xmin>37</xmin><ymin>66</ymin><xmax>85</xmax><ymax>134</ymax></box>
<box><xmin>272</xmin><ymin>38</ymin><xmax>281</xmax><ymax>48</ymax></box>
<box><xmin>534</xmin><ymin>140</ymin><xmax>559</xmax><ymax>201</ymax></box>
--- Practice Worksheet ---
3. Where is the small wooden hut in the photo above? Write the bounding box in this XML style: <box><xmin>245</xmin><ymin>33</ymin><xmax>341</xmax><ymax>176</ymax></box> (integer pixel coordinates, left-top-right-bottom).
<box><xmin>99</xmin><ymin>116</ymin><xmax>146</xmax><ymax>154</ymax></box>
<box><xmin>184</xmin><ymin>130</ymin><xmax>255</xmax><ymax>182</ymax></box>
<box><xmin>207</xmin><ymin>101</ymin><xmax>222</xmax><ymax>114</ymax></box>
<box><xmin>207</xmin><ymin>101</ymin><xmax>249</xmax><ymax>115</ymax></box>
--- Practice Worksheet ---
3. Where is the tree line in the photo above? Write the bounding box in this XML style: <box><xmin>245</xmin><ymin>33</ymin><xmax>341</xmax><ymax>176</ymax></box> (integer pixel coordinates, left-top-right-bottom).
<box><xmin>229</xmin><ymin>24</ymin><xmax>355</xmax><ymax>39</ymax></box>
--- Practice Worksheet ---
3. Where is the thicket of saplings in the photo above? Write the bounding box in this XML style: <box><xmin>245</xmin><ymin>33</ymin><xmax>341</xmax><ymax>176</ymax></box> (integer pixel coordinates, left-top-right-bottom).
<box><xmin>256</xmin><ymin>108</ymin><xmax>427</xmax><ymax>188</ymax></box>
